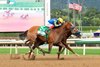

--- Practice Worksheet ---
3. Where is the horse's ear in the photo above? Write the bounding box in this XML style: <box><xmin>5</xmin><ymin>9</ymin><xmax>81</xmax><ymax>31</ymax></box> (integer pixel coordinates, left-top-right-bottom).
<box><xmin>65</xmin><ymin>22</ymin><xmax>71</xmax><ymax>30</ymax></box>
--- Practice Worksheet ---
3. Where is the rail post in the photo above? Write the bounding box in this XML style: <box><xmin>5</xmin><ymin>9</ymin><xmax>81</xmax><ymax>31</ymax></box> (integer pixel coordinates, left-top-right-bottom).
<box><xmin>15</xmin><ymin>44</ymin><xmax>18</xmax><ymax>54</ymax></box>
<box><xmin>10</xmin><ymin>44</ymin><xmax>12</xmax><ymax>54</ymax></box>
<box><xmin>83</xmin><ymin>44</ymin><xmax>86</xmax><ymax>55</ymax></box>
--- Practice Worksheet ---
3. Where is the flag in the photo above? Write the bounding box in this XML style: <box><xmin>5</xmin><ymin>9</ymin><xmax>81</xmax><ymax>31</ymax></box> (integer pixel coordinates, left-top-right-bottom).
<box><xmin>73</xmin><ymin>3</ymin><xmax>82</xmax><ymax>12</ymax></box>
<box><xmin>68</xmin><ymin>3</ymin><xmax>74</xmax><ymax>9</ymax></box>
<box><xmin>68</xmin><ymin>3</ymin><xmax>82</xmax><ymax>12</ymax></box>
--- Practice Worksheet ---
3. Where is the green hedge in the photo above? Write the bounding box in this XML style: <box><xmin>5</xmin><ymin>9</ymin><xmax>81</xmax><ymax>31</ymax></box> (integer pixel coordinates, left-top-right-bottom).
<box><xmin>0</xmin><ymin>33</ymin><xmax>19</xmax><ymax>37</ymax></box>
<box><xmin>82</xmin><ymin>26</ymin><xmax>99</xmax><ymax>32</ymax></box>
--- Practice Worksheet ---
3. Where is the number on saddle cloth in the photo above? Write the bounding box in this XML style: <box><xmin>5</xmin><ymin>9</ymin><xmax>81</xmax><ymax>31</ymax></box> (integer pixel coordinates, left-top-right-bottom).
<box><xmin>38</xmin><ymin>26</ymin><xmax>50</xmax><ymax>38</ymax></box>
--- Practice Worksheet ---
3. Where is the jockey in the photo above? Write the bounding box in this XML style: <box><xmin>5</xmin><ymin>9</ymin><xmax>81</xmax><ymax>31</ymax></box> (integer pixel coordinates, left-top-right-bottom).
<box><xmin>48</xmin><ymin>17</ymin><xmax>64</xmax><ymax>29</ymax></box>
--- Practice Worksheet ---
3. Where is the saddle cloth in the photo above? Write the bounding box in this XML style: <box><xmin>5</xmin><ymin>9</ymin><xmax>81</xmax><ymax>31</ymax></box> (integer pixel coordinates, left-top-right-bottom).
<box><xmin>38</xmin><ymin>26</ymin><xmax>50</xmax><ymax>38</ymax></box>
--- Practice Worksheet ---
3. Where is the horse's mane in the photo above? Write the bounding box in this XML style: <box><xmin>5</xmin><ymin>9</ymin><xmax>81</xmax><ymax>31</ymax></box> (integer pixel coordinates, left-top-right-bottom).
<box><xmin>51</xmin><ymin>21</ymin><xmax>72</xmax><ymax>32</ymax></box>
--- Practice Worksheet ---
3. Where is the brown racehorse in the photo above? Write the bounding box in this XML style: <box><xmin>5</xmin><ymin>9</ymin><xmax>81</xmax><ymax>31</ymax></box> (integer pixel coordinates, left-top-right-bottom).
<box><xmin>19</xmin><ymin>22</ymin><xmax>81</xmax><ymax>59</ymax></box>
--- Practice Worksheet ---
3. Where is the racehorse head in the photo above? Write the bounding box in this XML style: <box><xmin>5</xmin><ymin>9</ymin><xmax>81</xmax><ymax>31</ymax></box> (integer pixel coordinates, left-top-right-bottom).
<box><xmin>64</xmin><ymin>22</ymin><xmax>81</xmax><ymax>37</ymax></box>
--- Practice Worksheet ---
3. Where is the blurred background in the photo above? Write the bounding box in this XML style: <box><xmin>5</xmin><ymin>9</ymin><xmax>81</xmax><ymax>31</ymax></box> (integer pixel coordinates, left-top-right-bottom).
<box><xmin>0</xmin><ymin>0</ymin><xmax>100</xmax><ymax>38</ymax></box>
<box><xmin>0</xmin><ymin>0</ymin><xmax>99</xmax><ymax>55</ymax></box>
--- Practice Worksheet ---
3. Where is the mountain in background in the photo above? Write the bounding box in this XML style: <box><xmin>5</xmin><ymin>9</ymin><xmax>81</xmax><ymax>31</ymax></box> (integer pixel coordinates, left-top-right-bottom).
<box><xmin>51</xmin><ymin>0</ymin><xmax>100</xmax><ymax>11</ymax></box>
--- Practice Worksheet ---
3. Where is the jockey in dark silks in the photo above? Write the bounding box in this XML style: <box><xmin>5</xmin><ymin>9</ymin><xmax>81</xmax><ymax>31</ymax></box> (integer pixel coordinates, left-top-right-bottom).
<box><xmin>48</xmin><ymin>18</ymin><xmax>64</xmax><ymax>29</ymax></box>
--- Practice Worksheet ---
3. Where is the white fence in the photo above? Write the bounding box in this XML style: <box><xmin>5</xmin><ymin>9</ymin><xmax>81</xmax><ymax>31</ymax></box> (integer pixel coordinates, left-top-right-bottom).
<box><xmin>0</xmin><ymin>38</ymin><xmax>100</xmax><ymax>55</ymax></box>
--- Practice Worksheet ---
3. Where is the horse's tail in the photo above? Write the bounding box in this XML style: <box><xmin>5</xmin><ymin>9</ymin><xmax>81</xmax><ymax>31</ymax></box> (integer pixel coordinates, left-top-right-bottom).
<box><xmin>19</xmin><ymin>30</ymin><xmax>28</xmax><ymax>40</ymax></box>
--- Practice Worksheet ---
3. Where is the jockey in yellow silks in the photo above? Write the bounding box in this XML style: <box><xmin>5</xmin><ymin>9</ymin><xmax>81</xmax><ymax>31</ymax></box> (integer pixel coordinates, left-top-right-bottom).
<box><xmin>48</xmin><ymin>17</ymin><xmax>64</xmax><ymax>29</ymax></box>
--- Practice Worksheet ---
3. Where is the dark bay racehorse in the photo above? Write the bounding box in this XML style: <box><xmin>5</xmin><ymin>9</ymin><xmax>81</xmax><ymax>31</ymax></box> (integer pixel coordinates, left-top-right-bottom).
<box><xmin>19</xmin><ymin>22</ymin><xmax>81</xmax><ymax>59</ymax></box>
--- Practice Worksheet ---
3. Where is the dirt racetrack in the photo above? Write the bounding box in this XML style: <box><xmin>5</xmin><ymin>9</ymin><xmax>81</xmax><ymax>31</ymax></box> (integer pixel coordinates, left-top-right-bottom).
<box><xmin>0</xmin><ymin>54</ymin><xmax>100</xmax><ymax>67</ymax></box>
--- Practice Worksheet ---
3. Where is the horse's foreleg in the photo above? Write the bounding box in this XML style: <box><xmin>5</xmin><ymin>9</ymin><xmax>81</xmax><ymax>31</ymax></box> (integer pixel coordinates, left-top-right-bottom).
<box><xmin>57</xmin><ymin>47</ymin><xmax>65</xmax><ymax>54</ymax></box>
<box><xmin>57</xmin><ymin>46</ymin><xmax>62</xmax><ymax>59</ymax></box>
<box><xmin>48</xmin><ymin>43</ymin><xmax>53</xmax><ymax>54</ymax></box>
<box><xmin>57</xmin><ymin>42</ymin><xmax>65</xmax><ymax>54</ymax></box>
<box><xmin>62</xmin><ymin>42</ymin><xmax>79</xmax><ymax>56</ymax></box>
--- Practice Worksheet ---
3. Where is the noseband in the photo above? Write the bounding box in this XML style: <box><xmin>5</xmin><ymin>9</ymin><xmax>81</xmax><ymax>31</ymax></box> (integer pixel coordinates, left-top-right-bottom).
<box><xmin>70</xmin><ymin>25</ymin><xmax>75</xmax><ymax>31</ymax></box>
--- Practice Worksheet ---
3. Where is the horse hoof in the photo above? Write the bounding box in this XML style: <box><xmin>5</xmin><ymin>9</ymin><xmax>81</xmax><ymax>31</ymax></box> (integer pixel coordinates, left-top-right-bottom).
<box><xmin>22</xmin><ymin>55</ymin><xmax>26</xmax><ymax>60</ymax></box>
<box><xmin>58</xmin><ymin>57</ymin><xmax>64</xmax><ymax>60</ymax></box>
<box><xmin>60</xmin><ymin>57</ymin><xmax>64</xmax><ymax>60</ymax></box>
<box><xmin>75</xmin><ymin>53</ymin><xmax>80</xmax><ymax>56</ymax></box>
<box><xmin>43</xmin><ymin>53</ymin><xmax>45</xmax><ymax>56</ymax></box>
<box><xmin>29</xmin><ymin>53</ymin><xmax>35</xmax><ymax>60</ymax></box>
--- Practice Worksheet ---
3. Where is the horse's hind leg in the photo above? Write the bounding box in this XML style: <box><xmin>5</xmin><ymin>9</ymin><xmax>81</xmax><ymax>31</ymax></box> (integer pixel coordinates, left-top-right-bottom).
<box><xmin>24</xmin><ymin>40</ymin><xmax>36</xmax><ymax>60</ymax></box>
<box><xmin>26</xmin><ymin>46</ymin><xmax>36</xmax><ymax>60</ymax></box>
<box><xmin>23</xmin><ymin>40</ymin><xmax>32</xmax><ymax>55</ymax></box>
<box><xmin>33</xmin><ymin>40</ymin><xmax>47</xmax><ymax>55</ymax></box>
<box><xmin>38</xmin><ymin>43</ymin><xmax>53</xmax><ymax>54</ymax></box>
<box><xmin>36</xmin><ymin>46</ymin><xmax>46</xmax><ymax>56</ymax></box>
<box><xmin>24</xmin><ymin>40</ymin><xmax>33</xmax><ymax>54</ymax></box>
